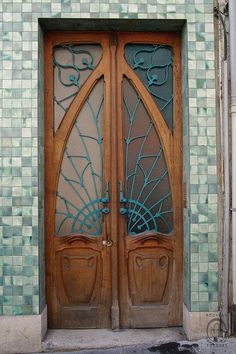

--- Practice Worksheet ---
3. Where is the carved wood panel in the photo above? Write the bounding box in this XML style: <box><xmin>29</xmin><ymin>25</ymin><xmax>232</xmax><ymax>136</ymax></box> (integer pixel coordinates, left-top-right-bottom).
<box><xmin>56</xmin><ymin>249</ymin><xmax>101</xmax><ymax>305</ymax></box>
<box><xmin>128</xmin><ymin>247</ymin><xmax>173</xmax><ymax>305</ymax></box>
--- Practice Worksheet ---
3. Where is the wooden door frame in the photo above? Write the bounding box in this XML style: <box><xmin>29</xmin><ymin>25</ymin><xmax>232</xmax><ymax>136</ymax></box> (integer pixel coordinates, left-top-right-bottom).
<box><xmin>44</xmin><ymin>30</ymin><xmax>183</xmax><ymax>329</ymax></box>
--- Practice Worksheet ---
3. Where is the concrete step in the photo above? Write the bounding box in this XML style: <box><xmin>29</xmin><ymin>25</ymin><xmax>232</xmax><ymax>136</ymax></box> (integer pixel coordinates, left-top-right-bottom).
<box><xmin>42</xmin><ymin>328</ymin><xmax>185</xmax><ymax>352</ymax></box>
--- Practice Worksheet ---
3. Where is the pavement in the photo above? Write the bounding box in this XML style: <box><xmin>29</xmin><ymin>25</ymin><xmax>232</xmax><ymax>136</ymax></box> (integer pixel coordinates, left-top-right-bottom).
<box><xmin>41</xmin><ymin>340</ymin><xmax>236</xmax><ymax>354</ymax></box>
<box><xmin>40</xmin><ymin>329</ymin><xmax>236</xmax><ymax>354</ymax></box>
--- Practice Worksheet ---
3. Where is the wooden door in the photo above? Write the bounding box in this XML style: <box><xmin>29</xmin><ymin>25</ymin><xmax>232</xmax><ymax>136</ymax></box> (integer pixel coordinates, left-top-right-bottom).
<box><xmin>45</xmin><ymin>32</ymin><xmax>182</xmax><ymax>329</ymax></box>
<box><xmin>116</xmin><ymin>33</ymin><xmax>182</xmax><ymax>327</ymax></box>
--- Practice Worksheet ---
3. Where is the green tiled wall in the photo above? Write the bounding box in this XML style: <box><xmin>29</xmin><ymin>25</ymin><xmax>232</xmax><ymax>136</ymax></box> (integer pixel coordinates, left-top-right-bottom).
<box><xmin>0</xmin><ymin>0</ymin><xmax>218</xmax><ymax>316</ymax></box>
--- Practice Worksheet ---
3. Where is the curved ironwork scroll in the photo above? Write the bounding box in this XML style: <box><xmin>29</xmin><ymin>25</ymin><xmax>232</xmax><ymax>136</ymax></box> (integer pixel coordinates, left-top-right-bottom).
<box><xmin>125</xmin><ymin>44</ymin><xmax>173</xmax><ymax>131</ymax></box>
<box><xmin>122</xmin><ymin>77</ymin><xmax>173</xmax><ymax>236</ymax></box>
<box><xmin>53</xmin><ymin>44</ymin><xmax>102</xmax><ymax>131</ymax></box>
<box><xmin>55</xmin><ymin>78</ymin><xmax>105</xmax><ymax>237</ymax></box>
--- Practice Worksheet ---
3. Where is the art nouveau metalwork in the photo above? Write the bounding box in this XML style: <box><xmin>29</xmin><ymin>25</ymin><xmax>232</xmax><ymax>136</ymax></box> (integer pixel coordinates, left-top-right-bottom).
<box><xmin>53</xmin><ymin>44</ymin><xmax>102</xmax><ymax>131</ymax></box>
<box><xmin>55</xmin><ymin>78</ymin><xmax>105</xmax><ymax>236</ymax></box>
<box><xmin>121</xmin><ymin>78</ymin><xmax>173</xmax><ymax>235</ymax></box>
<box><xmin>125</xmin><ymin>44</ymin><xmax>173</xmax><ymax>131</ymax></box>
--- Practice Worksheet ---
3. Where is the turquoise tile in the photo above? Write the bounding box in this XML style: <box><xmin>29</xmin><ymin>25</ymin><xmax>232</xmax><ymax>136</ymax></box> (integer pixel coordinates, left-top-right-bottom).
<box><xmin>0</xmin><ymin>0</ymin><xmax>218</xmax><ymax>316</ymax></box>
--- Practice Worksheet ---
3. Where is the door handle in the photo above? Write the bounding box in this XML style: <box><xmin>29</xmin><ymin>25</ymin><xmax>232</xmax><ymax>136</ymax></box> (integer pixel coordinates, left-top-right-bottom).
<box><xmin>102</xmin><ymin>239</ymin><xmax>113</xmax><ymax>247</ymax></box>
<box><xmin>101</xmin><ymin>182</ymin><xmax>112</xmax><ymax>246</ymax></box>
<box><xmin>119</xmin><ymin>181</ymin><xmax>128</xmax><ymax>215</ymax></box>
<box><xmin>100</xmin><ymin>181</ymin><xmax>110</xmax><ymax>214</ymax></box>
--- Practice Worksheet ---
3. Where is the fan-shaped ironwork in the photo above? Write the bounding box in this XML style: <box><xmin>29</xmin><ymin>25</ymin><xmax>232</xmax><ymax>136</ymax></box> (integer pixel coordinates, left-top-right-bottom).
<box><xmin>121</xmin><ymin>78</ymin><xmax>173</xmax><ymax>235</ymax></box>
<box><xmin>55</xmin><ymin>78</ymin><xmax>105</xmax><ymax>237</ymax></box>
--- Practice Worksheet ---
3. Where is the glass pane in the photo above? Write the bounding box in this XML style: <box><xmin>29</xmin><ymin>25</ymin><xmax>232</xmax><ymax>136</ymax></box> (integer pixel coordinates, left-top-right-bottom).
<box><xmin>125</xmin><ymin>44</ymin><xmax>173</xmax><ymax>131</ymax></box>
<box><xmin>53</xmin><ymin>44</ymin><xmax>102</xmax><ymax>131</ymax></box>
<box><xmin>123</xmin><ymin>77</ymin><xmax>173</xmax><ymax>235</ymax></box>
<box><xmin>55</xmin><ymin>78</ymin><xmax>104</xmax><ymax>237</ymax></box>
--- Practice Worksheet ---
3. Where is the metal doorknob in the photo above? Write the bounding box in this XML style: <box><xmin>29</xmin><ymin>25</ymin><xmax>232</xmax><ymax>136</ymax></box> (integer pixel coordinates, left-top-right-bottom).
<box><xmin>102</xmin><ymin>239</ymin><xmax>113</xmax><ymax>247</ymax></box>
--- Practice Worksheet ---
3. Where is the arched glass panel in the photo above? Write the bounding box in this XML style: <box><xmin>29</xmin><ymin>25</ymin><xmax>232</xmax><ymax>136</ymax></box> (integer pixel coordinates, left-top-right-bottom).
<box><xmin>125</xmin><ymin>44</ymin><xmax>173</xmax><ymax>131</ymax></box>
<box><xmin>55</xmin><ymin>78</ymin><xmax>104</xmax><ymax>237</ymax></box>
<box><xmin>123</xmin><ymin>77</ymin><xmax>173</xmax><ymax>235</ymax></box>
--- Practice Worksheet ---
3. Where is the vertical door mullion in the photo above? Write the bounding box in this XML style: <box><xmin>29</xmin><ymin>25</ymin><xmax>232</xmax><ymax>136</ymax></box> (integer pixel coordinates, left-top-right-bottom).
<box><xmin>108</xmin><ymin>33</ymin><xmax>120</xmax><ymax>329</ymax></box>
<box><xmin>116</xmin><ymin>34</ymin><xmax>130</xmax><ymax>327</ymax></box>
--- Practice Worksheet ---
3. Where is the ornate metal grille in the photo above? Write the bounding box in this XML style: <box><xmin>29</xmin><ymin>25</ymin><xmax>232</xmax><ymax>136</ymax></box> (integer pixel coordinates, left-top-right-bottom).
<box><xmin>55</xmin><ymin>78</ymin><xmax>104</xmax><ymax>236</ymax></box>
<box><xmin>125</xmin><ymin>44</ymin><xmax>173</xmax><ymax>131</ymax></box>
<box><xmin>121</xmin><ymin>77</ymin><xmax>173</xmax><ymax>235</ymax></box>
<box><xmin>53</xmin><ymin>44</ymin><xmax>102</xmax><ymax>131</ymax></box>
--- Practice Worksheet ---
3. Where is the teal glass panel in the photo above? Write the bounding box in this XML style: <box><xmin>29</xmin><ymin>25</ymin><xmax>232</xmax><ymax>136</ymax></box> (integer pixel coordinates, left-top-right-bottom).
<box><xmin>53</xmin><ymin>44</ymin><xmax>102</xmax><ymax>131</ymax></box>
<box><xmin>123</xmin><ymin>77</ymin><xmax>173</xmax><ymax>236</ymax></box>
<box><xmin>55</xmin><ymin>78</ymin><xmax>104</xmax><ymax>237</ymax></box>
<box><xmin>125</xmin><ymin>44</ymin><xmax>173</xmax><ymax>131</ymax></box>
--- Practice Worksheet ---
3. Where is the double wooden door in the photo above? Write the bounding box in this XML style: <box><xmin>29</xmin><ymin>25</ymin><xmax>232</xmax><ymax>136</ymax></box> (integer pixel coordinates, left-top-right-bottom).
<box><xmin>45</xmin><ymin>32</ymin><xmax>182</xmax><ymax>329</ymax></box>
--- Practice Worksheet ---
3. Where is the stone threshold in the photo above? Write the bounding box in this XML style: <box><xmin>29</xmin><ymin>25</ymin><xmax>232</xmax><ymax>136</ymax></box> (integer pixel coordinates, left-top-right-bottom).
<box><xmin>42</xmin><ymin>328</ymin><xmax>185</xmax><ymax>352</ymax></box>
